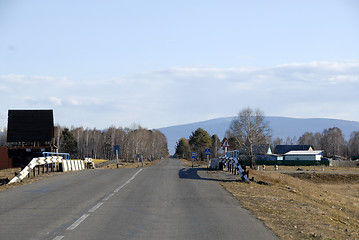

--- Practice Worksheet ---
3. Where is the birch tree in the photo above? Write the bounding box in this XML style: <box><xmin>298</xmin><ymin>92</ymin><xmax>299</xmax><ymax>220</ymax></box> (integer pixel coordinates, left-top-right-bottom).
<box><xmin>226</xmin><ymin>107</ymin><xmax>271</xmax><ymax>168</ymax></box>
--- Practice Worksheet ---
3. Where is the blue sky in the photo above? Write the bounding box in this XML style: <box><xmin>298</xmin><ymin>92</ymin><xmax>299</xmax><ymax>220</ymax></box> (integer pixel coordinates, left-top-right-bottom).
<box><xmin>0</xmin><ymin>0</ymin><xmax>358</xmax><ymax>130</ymax></box>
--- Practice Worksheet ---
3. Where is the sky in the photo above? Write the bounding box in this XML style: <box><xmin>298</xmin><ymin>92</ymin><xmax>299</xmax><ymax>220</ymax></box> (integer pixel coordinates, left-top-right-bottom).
<box><xmin>0</xmin><ymin>0</ymin><xmax>358</xmax><ymax>130</ymax></box>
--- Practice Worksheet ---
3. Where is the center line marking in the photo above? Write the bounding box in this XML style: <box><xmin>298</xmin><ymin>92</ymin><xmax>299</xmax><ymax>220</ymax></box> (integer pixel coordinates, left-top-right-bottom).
<box><xmin>114</xmin><ymin>168</ymin><xmax>143</xmax><ymax>193</ymax></box>
<box><xmin>53</xmin><ymin>236</ymin><xmax>64</xmax><ymax>240</ymax></box>
<box><xmin>89</xmin><ymin>202</ymin><xmax>104</xmax><ymax>213</ymax></box>
<box><xmin>66</xmin><ymin>214</ymin><xmax>90</xmax><ymax>230</ymax></box>
<box><xmin>64</xmin><ymin>169</ymin><xmax>143</xmax><ymax>233</ymax></box>
<box><xmin>103</xmin><ymin>193</ymin><xmax>115</xmax><ymax>201</ymax></box>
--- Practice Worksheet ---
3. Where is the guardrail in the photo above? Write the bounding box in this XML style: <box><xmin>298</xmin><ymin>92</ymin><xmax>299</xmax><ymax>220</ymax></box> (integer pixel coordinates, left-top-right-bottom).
<box><xmin>212</xmin><ymin>150</ymin><xmax>250</xmax><ymax>182</ymax></box>
<box><xmin>8</xmin><ymin>157</ymin><xmax>95</xmax><ymax>184</ymax></box>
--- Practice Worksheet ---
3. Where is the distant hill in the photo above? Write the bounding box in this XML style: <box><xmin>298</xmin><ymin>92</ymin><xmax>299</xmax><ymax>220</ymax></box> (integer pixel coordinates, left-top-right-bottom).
<box><xmin>158</xmin><ymin>116</ymin><xmax>359</xmax><ymax>154</ymax></box>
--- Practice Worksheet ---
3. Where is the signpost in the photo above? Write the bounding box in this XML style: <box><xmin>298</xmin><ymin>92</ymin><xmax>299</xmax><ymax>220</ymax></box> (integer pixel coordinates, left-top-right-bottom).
<box><xmin>191</xmin><ymin>152</ymin><xmax>196</xmax><ymax>168</ymax></box>
<box><xmin>136</xmin><ymin>154</ymin><xmax>143</xmax><ymax>168</ymax></box>
<box><xmin>205</xmin><ymin>148</ymin><xmax>211</xmax><ymax>168</ymax></box>
<box><xmin>221</xmin><ymin>138</ymin><xmax>231</xmax><ymax>154</ymax></box>
<box><xmin>114</xmin><ymin>145</ymin><xmax>120</xmax><ymax>168</ymax></box>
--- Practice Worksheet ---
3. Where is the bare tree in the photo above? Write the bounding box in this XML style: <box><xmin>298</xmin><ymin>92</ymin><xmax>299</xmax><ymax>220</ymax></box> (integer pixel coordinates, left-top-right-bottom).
<box><xmin>298</xmin><ymin>131</ymin><xmax>322</xmax><ymax>150</ymax></box>
<box><xmin>348</xmin><ymin>131</ymin><xmax>359</xmax><ymax>159</ymax></box>
<box><xmin>298</xmin><ymin>132</ymin><xmax>314</xmax><ymax>145</ymax></box>
<box><xmin>321</xmin><ymin>127</ymin><xmax>346</xmax><ymax>158</ymax></box>
<box><xmin>271</xmin><ymin>137</ymin><xmax>283</xmax><ymax>147</ymax></box>
<box><xmin>211</xmin><ymin>134</ymin><xmax>221</xmax><ymax>158</ymax></box>
<box><xmin>51</xmin><ymin>123</ymin><xmax>168</xmax><ymax>161</ymax></box>
<box><xmin>226</xmin><ymin>107</ymin><xmax>271</xmax><ymax>168</ymax></box>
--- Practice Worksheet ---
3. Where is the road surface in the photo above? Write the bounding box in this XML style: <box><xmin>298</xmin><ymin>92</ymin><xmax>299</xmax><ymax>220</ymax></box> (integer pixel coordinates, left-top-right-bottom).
<box><xmin>0</xmin><ymin>158</ymin><xmax>278</xmax><ymax>240</ymax></box>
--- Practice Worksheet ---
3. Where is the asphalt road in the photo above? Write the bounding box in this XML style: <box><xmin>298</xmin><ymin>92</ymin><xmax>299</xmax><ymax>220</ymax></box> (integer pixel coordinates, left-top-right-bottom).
<box><xmin>0</xmin><ymin>159</ymin><xmax>278</xmax><ymax>240</ymax></box>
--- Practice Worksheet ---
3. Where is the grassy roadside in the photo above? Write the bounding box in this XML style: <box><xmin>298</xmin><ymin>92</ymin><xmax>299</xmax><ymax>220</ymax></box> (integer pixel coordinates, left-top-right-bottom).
<box><xmin>179</xmin><ymin>158</ymin><xmax>209</xmax><ymax>168</ymax></box>
<box><xmin>179</xmin><ymin>159</ymin><xmax>359</xmax><ymax>239</ymax></box>
<box><xmin>0</xmin><ymin>167</ymin><xmax>67</xmax><ymax>192</ymax></box>
<box><xmin>221</xmin><ymin>169</ymin><xmax>359</xmax><ymax>240</ymax></box>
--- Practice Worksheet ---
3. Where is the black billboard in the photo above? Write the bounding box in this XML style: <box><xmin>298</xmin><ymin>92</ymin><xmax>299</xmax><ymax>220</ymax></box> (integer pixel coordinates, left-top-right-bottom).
<box><xmin>7</xmin><ymin>110</ymin><xmax>54</xmax><ymax>143</ymax></box>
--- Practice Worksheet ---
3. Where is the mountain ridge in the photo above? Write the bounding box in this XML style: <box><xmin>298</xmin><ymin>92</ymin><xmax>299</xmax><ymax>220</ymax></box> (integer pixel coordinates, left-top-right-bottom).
<box><xmin>158</xmin><ymin>116</ymin><xmax>359</xmax><ymax>154</ymax></box>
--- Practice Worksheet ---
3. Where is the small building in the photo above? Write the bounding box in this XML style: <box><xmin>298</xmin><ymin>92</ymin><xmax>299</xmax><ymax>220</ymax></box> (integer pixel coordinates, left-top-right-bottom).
<box><xmin>238</xmin><ymin>144</ymin><xmax>283</xmax><ymax>161</ymax></box>
<box><xmin>284</xmin><ymin>150</ymin><xmax>323</xmax><ymax>161</ymax></box>
<box><xmin>3</xmin><ymin>109</ymin><xmax>55</xmax><ymax>169</ymax></box>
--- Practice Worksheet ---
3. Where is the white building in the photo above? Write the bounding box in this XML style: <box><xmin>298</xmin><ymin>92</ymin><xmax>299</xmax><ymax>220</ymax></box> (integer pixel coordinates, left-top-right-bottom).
<box><xmin>284</xmin><ymin>150</ymin><xmax>323</xmax><ymax>161</ymax></box>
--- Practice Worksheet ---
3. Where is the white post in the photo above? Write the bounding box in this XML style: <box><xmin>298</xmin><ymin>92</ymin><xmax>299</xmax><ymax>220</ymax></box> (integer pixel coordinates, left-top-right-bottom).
<box><xmin>207</xmin><ymin>155</ymin><xmax>209</xmax><ymax>168</ymax></box>
<box><xmin>116</xmin><ymin>149</ymin><xmax>119</xmax><ymax>168</ymax></box>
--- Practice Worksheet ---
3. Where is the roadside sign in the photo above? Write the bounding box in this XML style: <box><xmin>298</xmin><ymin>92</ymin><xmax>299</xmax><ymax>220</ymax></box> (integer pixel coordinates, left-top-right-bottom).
<box><xmin>114</xmin><ymin>145</ymin><xmax>120</xmax><ymax>155</ymax></box>
<box><xmin>221</xmin><ymin>138</ymin><xmax>231</xmax><ymax>148</ymax></box>
<box><xmin>192</xmin><ymin>152</ymin><xmax>197</xmax><ymax>158</ymax></box>
<box><xmin>204</xmin><ymin>149</ymin><xmax>211</xmax><ymax>155</ymax></box>
<box><xmin>114</xmin><ymin>145</ymin><xmax>120</xmax><ymax>168</ymax></box>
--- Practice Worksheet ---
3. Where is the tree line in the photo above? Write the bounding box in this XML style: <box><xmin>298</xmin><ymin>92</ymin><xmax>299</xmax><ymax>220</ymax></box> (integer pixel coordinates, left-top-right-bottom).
<box><xmin>174</xmin><ymin>128</ymin><xmax>221</xmax><ymax>161</ymax></box>
<box><xmin>175</xmin><ymin>107</ymin><xmax>359</xmax><ymax>168</ymax></box>
<box><xmin>0</xmin><ymin>125</ymin><xmax>169</xmax><ymax>161</ymax></box>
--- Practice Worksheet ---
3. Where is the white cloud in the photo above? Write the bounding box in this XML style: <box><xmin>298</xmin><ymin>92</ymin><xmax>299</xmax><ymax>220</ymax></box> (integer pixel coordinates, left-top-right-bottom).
<box><xmin>0</xmin><ymin>85</ymin><xmax>11</xmax><ymax>93</ymax></box>
<box><xmin>49</xmin><ymin>97</ymin><xmax>62</xmax><ymax>106</ymax></box>
<box><xmin>66</xmin><ymin>97</ymin><xmax>101</xmax><ymax>106</ymax></box>
<box><xmin>0</xmin><ymin>61</ymin><xmax>358</xmax><ymax>129</ymax></box>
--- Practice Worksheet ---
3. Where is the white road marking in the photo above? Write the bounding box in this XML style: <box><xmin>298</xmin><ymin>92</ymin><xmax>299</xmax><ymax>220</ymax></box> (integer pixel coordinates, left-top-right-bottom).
<box><xmin>66</xmin><ymin>214</ymin><xmax>90</xmax><ymax>230</ymax></box>
<box><xmin>103</xmin><ymin>193</ymin><xmax>115</xmax><ymax>201</ymax></box>
<box><xmin>64</xmin><ymin>169</ymin><xmax>143</xmax><ymax>234</ymax></box>
<box><xmin>114</xmin><ymin>168</ymin><xmax>143</xmax><ymax>193</ymax></box>
<box><xmin>88</xmin><ymin>202</ymin><xmax>104</xmax><ymax>213</ymax></box>
<box><xmin>53</xmin><ymin>236</ymin><xmax>64</xmax><ymax>240</ymax></box>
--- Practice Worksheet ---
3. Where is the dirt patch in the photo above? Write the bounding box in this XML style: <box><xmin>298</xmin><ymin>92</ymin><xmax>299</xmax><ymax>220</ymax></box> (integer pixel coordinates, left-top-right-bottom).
<box><xmin>287</xmin><ymin>172</ymin><xmax>359</xmax><ymax>184</ymax></box>
<box><xmin>212</xmin><ymin>169</ymin><xmax>359</xmax><ymax>240</ymax></box>
<box><xmin>264</xmin><ymin>165</ymin><xmax>359</xmax><ymax>173</ymax></box>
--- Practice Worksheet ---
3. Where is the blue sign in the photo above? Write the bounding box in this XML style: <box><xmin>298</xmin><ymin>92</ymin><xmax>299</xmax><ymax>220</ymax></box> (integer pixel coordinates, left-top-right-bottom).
<box><xmin>114</xmin><ymin>145</ymin><xmax>120</xmax><ymax>155</ymax></box>
<box><xmin>192</xmin><ymin>152</ymin><xmax>197</xmax><ymax>158</ymax></box>
<box><xmin>204</xmin><ymin>149</ymin><xmax>211</xmax><ymax>155</ymax></box>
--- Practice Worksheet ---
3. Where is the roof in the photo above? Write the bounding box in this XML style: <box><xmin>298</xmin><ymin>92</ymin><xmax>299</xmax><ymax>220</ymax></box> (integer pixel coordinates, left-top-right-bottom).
<box><xmin>274</xmin><ymin>145</ymin><xmax>313</xmax><ymax>154</ymax></box>
<box><xmin>285</xmin><ymin>150</ymin><xmax>323</xmax><ymax>155</ymax></box>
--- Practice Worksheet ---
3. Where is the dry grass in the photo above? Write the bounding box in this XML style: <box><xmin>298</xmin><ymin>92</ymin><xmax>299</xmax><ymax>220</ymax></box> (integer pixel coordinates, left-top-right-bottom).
<box><xmin>101</xmin><ymin>159</ymin><xmax>161</xmax><ymax>169</ymax></box>
<box><xmin>179</xmin><ymin>158</ymin><xmax>209</xmax><ymax>168</ymax></box>
<box><xmin>262</xmin><ymin>165</ymin><xmax>359</xmax><ymax>173</ymax></box>
<box><xmin>0</xmin><ymin>167</ymin><xmax>67</xmax><ymax>192</ymax></box>
<box><xmin>92</xmin><ymin>159</ymin><xmax>108</xmax><ymax>165</ymax></box>
<box><xmin>220</xmin><ymin>169</ymin><xmax>359</xmax><ymax>240</ymax></box>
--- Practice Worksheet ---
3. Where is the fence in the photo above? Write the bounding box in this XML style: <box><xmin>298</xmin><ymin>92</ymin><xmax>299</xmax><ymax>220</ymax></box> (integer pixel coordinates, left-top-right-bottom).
<box><xmin>212</xmin><ymin>150</ymin><xmax>249</xmax><ymax>182</ymax></box>
<box><xmin>8</xmin><ymin>155</ymin><xmax>95</xmax><ymax>184</ymax></box>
